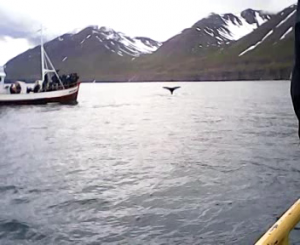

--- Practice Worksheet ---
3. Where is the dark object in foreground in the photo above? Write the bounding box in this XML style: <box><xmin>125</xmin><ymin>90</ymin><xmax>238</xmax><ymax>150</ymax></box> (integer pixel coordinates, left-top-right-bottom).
<box><xmin>291</xmin><ymin>1</ymin><xmax>300</xmax><ymax>138</ymax></box>
<box><xmin>163</xmin><ymin>86</ymin><xmax>181</xmax><ymax>95</ymax></box>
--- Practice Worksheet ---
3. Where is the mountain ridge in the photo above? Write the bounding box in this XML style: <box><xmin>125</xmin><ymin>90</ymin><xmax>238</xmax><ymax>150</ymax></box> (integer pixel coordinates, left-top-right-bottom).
<box><xmin>4</xmin><ymin>4</ymin><xmax>297</xmax><ymax>82</ymax></box>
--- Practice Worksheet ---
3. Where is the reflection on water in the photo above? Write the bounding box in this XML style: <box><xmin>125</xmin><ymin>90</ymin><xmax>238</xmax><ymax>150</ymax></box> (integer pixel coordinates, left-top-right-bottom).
<box><xmin>0</xmin><ymin>81</ymin><xmax>300</xmax><ymax>244</ymax></box>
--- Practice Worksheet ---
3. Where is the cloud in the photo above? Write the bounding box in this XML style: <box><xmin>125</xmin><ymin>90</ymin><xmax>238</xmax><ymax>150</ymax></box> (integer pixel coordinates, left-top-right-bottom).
<box><xmin>0</xmin><ymin>37</ymin><xmax>32</xmax><ymax>65</ymax></box>
<box><xmin>0</xmin><ymin>8</ymin><xmax>41</xmax><ymax>45</ymax></box>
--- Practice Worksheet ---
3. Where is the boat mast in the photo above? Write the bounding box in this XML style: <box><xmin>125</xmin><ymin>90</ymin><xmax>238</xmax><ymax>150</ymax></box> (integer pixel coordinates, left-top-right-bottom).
<box><xmin>40</xmin><ymin>26</ymin><xmax>65</xmax><ymax>89</ymax></box>
<box><xmin>41</xmin><ymin>27</ymin><xmax>45</xmax><ymax>81</ymax></box>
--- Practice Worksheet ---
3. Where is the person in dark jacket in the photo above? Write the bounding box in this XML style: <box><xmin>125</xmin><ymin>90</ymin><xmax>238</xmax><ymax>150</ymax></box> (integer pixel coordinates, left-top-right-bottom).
<box><xmin>291</xmin><ymin>1</ymin><xmax>300</xmax><ymax>139</ymax></box>
<box><xmin>42</xmin><ymin>74</ymin><xmax>49</xmax><ymax>92</ymax></box>
<box><xmin>33</xmin><ymin>81</ymin><xmax>41</xmax><ymax>93</ymax></box>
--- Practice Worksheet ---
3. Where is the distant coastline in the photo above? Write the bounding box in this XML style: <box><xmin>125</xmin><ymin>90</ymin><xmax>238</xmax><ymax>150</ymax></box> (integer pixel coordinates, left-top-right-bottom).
<box><xmin>4</xmin><ymin>79</ymin><xmax>291</xmax><ymax>84</ymax></box>
<box><xmin>81</xmin><ymin>79</ymin><xmax>291</xmax><ymax>83</ymax></box>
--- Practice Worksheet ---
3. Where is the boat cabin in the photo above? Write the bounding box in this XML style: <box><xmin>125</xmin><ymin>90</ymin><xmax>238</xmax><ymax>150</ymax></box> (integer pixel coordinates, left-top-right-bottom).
<box><xmin>0</xmin><ymin>66</ymin><xmax>7</xmax><ymax>93</ymax></box>
<box><xmin>0</xmin><ymin>66</ymin><xmax>5</xmax><ymax>84</ymax></box>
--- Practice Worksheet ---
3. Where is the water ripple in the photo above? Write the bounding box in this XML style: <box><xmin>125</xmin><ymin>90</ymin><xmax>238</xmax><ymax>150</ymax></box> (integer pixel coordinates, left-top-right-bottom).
<box><xmin>0</xmin><ymin>82</ymin><xmax>300</xmax><ymax>244</ymax></box>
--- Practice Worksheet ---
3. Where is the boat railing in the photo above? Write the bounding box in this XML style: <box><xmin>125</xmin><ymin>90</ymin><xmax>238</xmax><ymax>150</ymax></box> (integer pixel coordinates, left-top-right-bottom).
<box><xmin>52</xmin><ymin>82</ymin><xmax>77</xmax><ymax>90</ymax></box>
<box><xmin>255</xmin><ymin>199</ymin><xmax>300</xmax><ymax>245</ymax></box>
<box><xmin>40</xmin><ymin>81</ymin><xmax>78</xmax><ymax>93</ymax></box>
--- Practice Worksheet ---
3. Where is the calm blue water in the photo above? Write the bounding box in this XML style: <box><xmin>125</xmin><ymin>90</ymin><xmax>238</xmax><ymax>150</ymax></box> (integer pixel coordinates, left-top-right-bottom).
<box><xmin>0</xmin><ymin>81</ymin><xmax>300</xmax><ymax>245</ymax></box>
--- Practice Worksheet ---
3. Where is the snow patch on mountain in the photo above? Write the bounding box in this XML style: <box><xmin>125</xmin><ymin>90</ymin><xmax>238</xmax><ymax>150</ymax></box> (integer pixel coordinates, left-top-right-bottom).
<box><xmin>192</xmin><ymin>9</ymin><xmax>273</xmax><ymax>47</ymax></box>
<box><xmin>89</xmin><ymin>26</ymin><xmax>162</xmax><ymax>57</ymax></box>
<box><xmin>276</xmin><ymin>10</ymin><xmax>296</xmax><ymax>28</ymax></box>
<box><xmin>239</xmin><ymin>30</ymin><xmax>274</xmax><ymax>56</ymax></box>
<box><xmin>220</xmin><ymin>11</ymin><xmax>270</xmax><ymax>40</ymax></box>
<box><xmin>220</xmin><ymin>14</ymin><xmax>257</xmax><ymax>40</ymax></box>
<box><xmin>280</xmin><ymin>27</ymin><xmax>293</xmax><ymax>40</ymax></box>
<box><xmin>255</xmin><ymin>11</ymin><xmax>270</xmax><ymax>25</ymax></box>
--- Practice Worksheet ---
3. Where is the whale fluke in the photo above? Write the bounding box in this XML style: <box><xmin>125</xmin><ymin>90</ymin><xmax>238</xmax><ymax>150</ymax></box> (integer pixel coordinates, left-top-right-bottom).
<box><xmin>291</xmin><ymin>1</ymin><xmax>300</xmax><ymax>138</ymax></box>
<box><xmin>163</xmin><ymin>86</ymin><xmax>181</xmax><ymax>95</ymax></box>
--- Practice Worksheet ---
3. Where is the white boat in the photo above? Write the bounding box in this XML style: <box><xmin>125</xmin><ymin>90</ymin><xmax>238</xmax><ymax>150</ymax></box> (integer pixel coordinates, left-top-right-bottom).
<box><xmin>0</xmin><ymin>31</ymin><xmax>80</xmax><ymax>105</ymax></box>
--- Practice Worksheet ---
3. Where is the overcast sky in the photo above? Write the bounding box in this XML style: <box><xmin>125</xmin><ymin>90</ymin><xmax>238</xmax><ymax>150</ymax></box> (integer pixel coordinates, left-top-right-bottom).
<box><xmin>0</xmin><ymin>0</ymin><xmax>297</xmax><ymax>65</ymax></box>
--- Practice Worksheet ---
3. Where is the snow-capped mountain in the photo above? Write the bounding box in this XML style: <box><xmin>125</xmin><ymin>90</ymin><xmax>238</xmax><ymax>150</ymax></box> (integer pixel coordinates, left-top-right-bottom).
<box><xmin>235</xmin><ymin>4</ymin><xmax>296</xmax><ymax>57</ymax></box>
<box><xmin>215</xmin><ymin>9</ymin><xmax>272</xmax><ymax>41</ymax></box>
<box><xmin>146</xmin><ymin>4</ymin><xmax>296</xmax><ymax>81</ymax></box>
<box><xmin>154</xmin><ymin>9</ymin><xmax>274</xmax><ymax>58</ymax></box>
<box><xmin>5</xmin><ymin>26</ymin><xmax>162</xmax><ymax>81</ymax></box>
<box><xmin>193</xmin><ymin>9</ymin><xmax>272</xmax><ymax>42</ymax></box>
<box><xmin>78</xmin><ymin>26</ymin><xmax>161</xmax><ymax>57</ymax></box>
<box><xmin>57</xmin><ymin>26</ymin><xmax>161</xmax><ymax>58</ymax></box>
<box><xmin>4</xmin><ymin>4</ymin><xmax>297</xmax><ymax>82</ymax></box>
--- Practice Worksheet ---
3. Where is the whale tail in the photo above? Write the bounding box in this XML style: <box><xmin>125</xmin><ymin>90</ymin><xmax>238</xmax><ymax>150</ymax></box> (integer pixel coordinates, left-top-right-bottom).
<box><xmin>163</xmin><ymin>86</ymin><xmax>181</xmax><ymax>95</ymax></box>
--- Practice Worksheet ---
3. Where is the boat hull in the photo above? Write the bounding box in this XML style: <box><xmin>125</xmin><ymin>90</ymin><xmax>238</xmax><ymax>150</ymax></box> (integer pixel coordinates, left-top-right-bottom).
<box><xmin>0</xmin><ymin>83</ymin><xmax>80</xmax><ymax>105</ymax></box>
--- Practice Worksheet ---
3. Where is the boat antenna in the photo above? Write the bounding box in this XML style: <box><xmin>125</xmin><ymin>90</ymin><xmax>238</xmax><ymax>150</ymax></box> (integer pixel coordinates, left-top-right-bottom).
<box><xmin>41</xmin><ymin>26</ymin><xmax>45</xmax><ymax>82</ymax></box>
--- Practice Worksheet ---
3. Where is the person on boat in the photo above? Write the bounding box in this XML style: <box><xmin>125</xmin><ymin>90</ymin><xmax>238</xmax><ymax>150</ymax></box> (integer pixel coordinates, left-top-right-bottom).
<box><xmin>33</xmin><ymin>81</ymin><xmax>41</xmax><ymax>93</ymax></box>
<box><xmin>42</xmin><ymin>74</ymin><xmax>49</xmax><ymax>92</ymax></box>
<box><xmin>51</xmin><ymin>74</ymin><xmax>59</xmax><ymax>84</ymax></box>
<box><xmin>291</xmin><ymin>1</ymin><xmax>300</xmax><ymax>139</ymax></box>
<box><xmin>60</xmin><ymin>74</ymin><xmax>67</xmax><ymax>84</ymax></box>
<box><xmin>69</xmin><ymin>73</ymin><xmax>79</xmax><ymax>87</ymax></box>
<box><xmin>9</xmin><ymin>82</ymin><xmax>21</xmax><ymax>94</ymax></box>
<box><xmin>27</xmin><ymin>87</ymin><xmax>33</xmax><ymax>93</ymax></box>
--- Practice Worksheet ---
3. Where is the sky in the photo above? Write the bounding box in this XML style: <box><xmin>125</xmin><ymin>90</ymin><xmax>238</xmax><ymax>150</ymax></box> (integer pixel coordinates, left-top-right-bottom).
<box><xmin>0</xmin><ymin>0</ymin><xmax>297</xmax><ymax>65</ymax></box>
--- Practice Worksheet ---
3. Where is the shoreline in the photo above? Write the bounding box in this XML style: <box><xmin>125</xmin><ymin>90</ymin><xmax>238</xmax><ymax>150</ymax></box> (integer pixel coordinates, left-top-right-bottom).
<box><xmin>80</xmin><ymin>80</ymin><xmax>291</xmax><ymax>83</ymax></box>
<box><xmin>3</xmin><ymin>79</ymin><xmax>291</xmax><ymax>84</ymax></box>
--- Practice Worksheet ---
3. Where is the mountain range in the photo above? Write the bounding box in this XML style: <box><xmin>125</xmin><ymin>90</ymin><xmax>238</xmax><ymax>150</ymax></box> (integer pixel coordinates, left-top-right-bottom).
<box><xmin>5</xmin><ymin>4</ymin><xmax>297</xmax><ymax>82</ymax></box>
